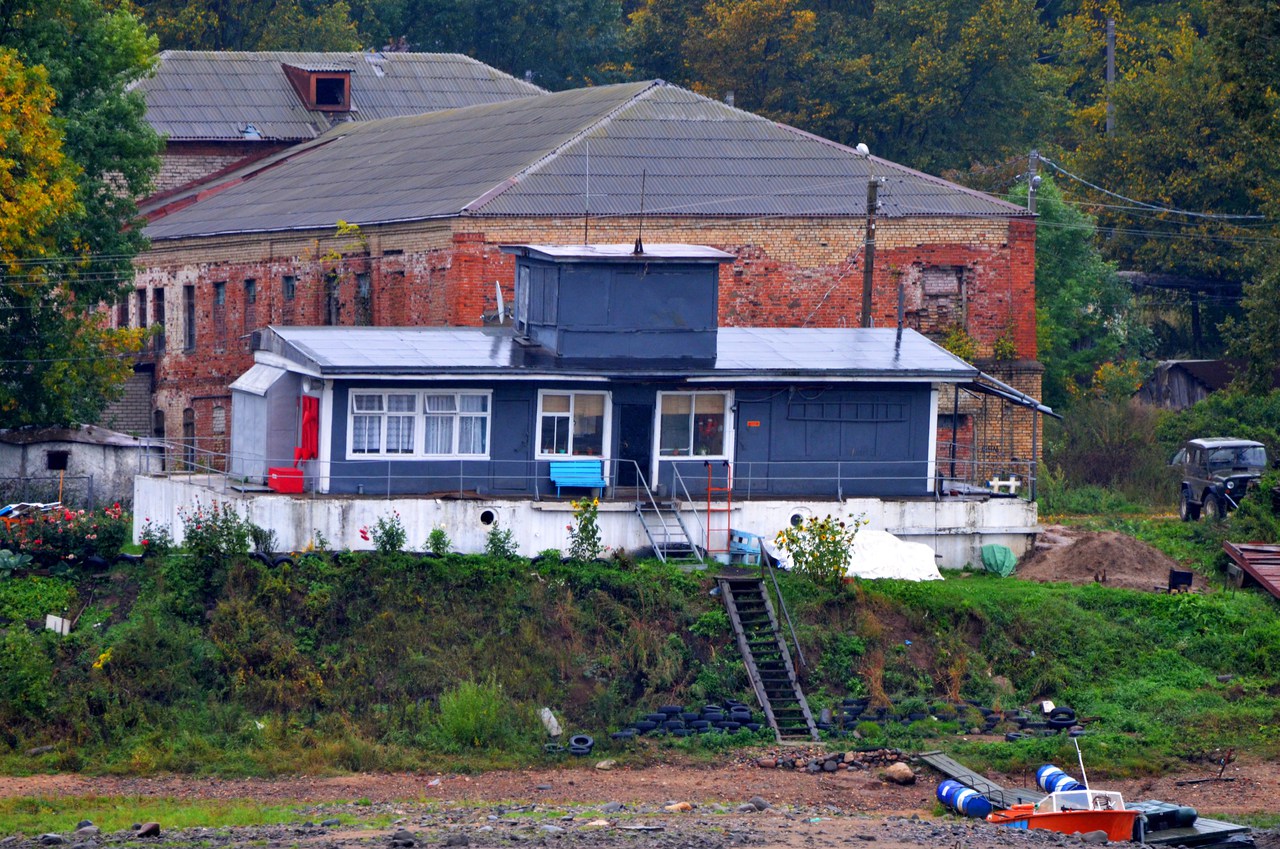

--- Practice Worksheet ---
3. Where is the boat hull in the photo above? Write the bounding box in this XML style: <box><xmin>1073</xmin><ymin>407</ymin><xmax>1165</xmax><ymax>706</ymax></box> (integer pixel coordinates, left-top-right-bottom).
<box><xmin>987</xmin><ymin>806</ymin><xmax>1140</xmax><ymax>842</ymax></box>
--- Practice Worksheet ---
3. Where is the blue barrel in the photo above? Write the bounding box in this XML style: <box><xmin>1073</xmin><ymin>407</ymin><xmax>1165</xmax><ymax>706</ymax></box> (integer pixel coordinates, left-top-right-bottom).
<box><xmin>951</xmin><ymin>788</ymin><xmax>994</xmax><ymax>818</ymax></box>
<box><xmin>936</xmin><ymin>779</ymin><xmax>965</xmax><ymax>808</ymax></box>
<box><xmin>1036</xmin><ymin>764</ymin><xmax>1083</xmax><ymax>794</ymax></box>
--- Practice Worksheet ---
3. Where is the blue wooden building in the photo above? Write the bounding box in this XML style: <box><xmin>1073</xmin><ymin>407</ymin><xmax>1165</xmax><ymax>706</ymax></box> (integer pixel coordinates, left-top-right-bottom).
<box><xmin>231</xmin><ymin>244</ymin><xmax>994</xmax><ymax>503</ymax></box>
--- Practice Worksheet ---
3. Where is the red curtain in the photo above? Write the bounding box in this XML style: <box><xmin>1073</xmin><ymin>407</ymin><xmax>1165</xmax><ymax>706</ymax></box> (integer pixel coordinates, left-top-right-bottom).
<box><xmin>294</xmin><ymin>395</ymin><xmax>319</xmax><ymax>466</ymax></box>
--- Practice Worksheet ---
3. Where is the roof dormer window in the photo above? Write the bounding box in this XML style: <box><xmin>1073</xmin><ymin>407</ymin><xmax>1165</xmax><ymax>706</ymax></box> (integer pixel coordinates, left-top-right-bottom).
<box><xmin>282</xmin><ymin>64</ymin><xmax>351</xmax><ymax>112</ymax></box>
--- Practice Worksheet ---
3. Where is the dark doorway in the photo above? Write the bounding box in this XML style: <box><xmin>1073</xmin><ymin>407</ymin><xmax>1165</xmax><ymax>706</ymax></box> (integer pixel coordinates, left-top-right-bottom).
<box><xmin>616</xmin><ymin>404</ymin><xmax>653</xmax><ymax>487</ymax></box>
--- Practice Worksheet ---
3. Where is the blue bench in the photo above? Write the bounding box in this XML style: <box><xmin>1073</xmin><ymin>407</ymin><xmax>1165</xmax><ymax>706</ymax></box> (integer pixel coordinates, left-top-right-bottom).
<box><xmin>550</xmin><ymin>460</ymin><xmax>608</xmax><ymax>497</ymax></box>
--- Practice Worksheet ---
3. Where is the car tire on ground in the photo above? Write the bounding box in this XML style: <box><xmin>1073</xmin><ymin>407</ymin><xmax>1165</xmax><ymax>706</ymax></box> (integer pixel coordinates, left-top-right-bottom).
<box><xmin>1204</xmin><ymin>493</ymin><xmax>1226</xmax><ymax>521</ymax></box>
<box><xmin>1179</xmin><ymin>489</ymin><xmax>1200</xmax><ymax>522</ymax></box>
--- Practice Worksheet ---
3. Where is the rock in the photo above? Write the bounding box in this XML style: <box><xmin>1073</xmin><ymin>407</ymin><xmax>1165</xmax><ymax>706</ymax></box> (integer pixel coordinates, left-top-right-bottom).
<box><xmin>442</xmin><ymin>834</ymin><xmax>469</xmax><ymax>847</ymax></box>
<box><xmin>26</xmin><ymin>745</ymin><xmax>55</xmax><ymax>757</ymax></box>
<box><xmin>393</xmin><ymin>830</ymin><xmax>416</xmax><ymax>842</ymax></box>
<box><xmin>663</xmin><ymin>802</ymin><xmax>693</xmax><ymax>813</ymax></box>
<box><xmin>322</xmin><ymin>819</ymin><xmax>342</xmax><ymax>827</ymax></box>
<box><xmin>600</xmin><ymin>802</ymin><xmax>624</xmax><ymax>813</ymax></box>
<box><xmin>1079</xmin><ymin>830</ymin><xmax>1109</xmax><ymax>844</ymax></box>
<box><xmin>1217</xmin><ymin>674</ymin><xmax>1236</xmax><ymax>683</ymax></box>
<box><xmin>135</xmin><ymin>823</ymin><xmax>161</xmax><ymax>838</ymax></box>
<box><xmin>39</xmin><ymin>835</ymin><xmax>65</xmax><ymax>846</ymax></box>
<box><xmin>1</xmin><ymin>837</ymin><xmax>20</xmax><ymax>846</ymax></box>
<box><xmin>539</xmin><ymin>825</ymin><xmax>565</xmax><ymax>835</ymax></box>
<box><xmin>73</xmin><ymin>827</ymin><xmax>100</xmax><ymax>838</ymax></box>
<box><xmin>582</xmin><ymin>820</ymin><xmax>611</xmax><ymax>828</ymax></box>
<box><xmin>74</xmin><ymin>822</ymin><xmax>93</xmax><ymax>831</ymax></box>
<box><xmin>535</xmin><ymin>784</ymin><xmax>552</xmax><ymax>791</ymax></box>
<box><xmin>749</xmin><ymin>796</ymin><xmax>770</xmax><ymax>811</ymax></box>
<box><xmin>757</xmin><ymin>758</ymin><xmax>777</xmax><ymax>769</ymax></box>
<box><xmin>881</xmin><ymin>762</ymin><xmax>917</xmax><ymax>785</ymax></box>
<box><xmin>736</xmin><ymin>804</ymin><xmax>757</xmax><ymax>813</ymax></box>
<box><xmin>843</xmin><ymin>752</ymin><xmax>856</xmax><ymax>763</ymax></box>
<box><xmin>594</xmin><ymin>760</ymin><xmax>615</xmax><ymax>771</ymax></box>
<box><xmin>822</xmin><ymin>759</ymin><xmax>839</xmax><ymax>772</ymax></box>
<box><xmin>70</xmin><ymin>842</ymin><xmax>95</xmax><ymax>849</ymax></box>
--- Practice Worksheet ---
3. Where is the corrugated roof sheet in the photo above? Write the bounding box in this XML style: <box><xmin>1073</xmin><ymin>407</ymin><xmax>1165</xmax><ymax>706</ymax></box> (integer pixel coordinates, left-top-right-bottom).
<box><xmin>145</xmin><ymin>80</ymin><xmax>1027</xmax><ymax>241</ymax></box>
<box><xmin>263</xmin><ymin>325</ymin><xmax>978</xmax><ymax>381</ymax></box>
<box><xmin>135</xmin><ymin>50</ymin><xmax>545</xmax><ymax>141</ymax></box>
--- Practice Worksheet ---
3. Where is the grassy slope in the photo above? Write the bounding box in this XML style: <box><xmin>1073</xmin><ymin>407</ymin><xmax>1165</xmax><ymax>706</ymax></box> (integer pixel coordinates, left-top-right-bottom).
<box><xmin>0</xmin><ymin>522</ymin><xmax>1278</xmax><ymax>777</ymax></box>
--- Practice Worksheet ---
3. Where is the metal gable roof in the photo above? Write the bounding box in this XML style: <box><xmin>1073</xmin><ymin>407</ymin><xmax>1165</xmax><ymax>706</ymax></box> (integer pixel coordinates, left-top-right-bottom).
<box><xmin>144</xmin><ymin>80</ymin><xmax>1027</xmax><ymax>241</ymax></box>
<box><xmin>136</xmin><ymin>50</ymin><xmax>546</xmax><ymax>142</ymax></box>
<box><xmin>262</xmin><ymin>325</ymin><xmax>978</xmax><ymax>381</ymax></box>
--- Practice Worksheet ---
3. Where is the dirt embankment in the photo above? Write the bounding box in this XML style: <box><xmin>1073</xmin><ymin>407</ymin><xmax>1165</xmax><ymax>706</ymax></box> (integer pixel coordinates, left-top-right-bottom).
<box><xmin>1018</xmin><ymin>525</ymin><xmax>1186</xmax><ymax>591</ymax></box>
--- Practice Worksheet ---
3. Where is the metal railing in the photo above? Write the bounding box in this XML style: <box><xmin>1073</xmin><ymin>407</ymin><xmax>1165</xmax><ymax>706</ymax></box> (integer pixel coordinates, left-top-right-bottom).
<box><xmin>138</xmin><ymin>439</ymin><xmax>1035</xmax><ymax>503</ymax></box>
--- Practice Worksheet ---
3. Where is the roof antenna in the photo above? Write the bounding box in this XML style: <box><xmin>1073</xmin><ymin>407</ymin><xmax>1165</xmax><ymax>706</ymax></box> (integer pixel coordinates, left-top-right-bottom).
<box><xmin>633</xmin><ymin>169</ymin><xmax>647</xmax><ymax>255</ymax></box>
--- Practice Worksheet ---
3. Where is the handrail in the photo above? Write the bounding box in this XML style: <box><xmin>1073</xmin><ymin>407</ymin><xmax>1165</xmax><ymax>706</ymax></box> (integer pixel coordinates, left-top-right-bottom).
<box><xmin>760</xmin><ymin>543</ymin><xmax>806</xmax><ymax>670</ymax></box>
<box><xmin>139</xmin><ymin>438</ymin><xmax>1038</xmax><ymax>503</ymax></box>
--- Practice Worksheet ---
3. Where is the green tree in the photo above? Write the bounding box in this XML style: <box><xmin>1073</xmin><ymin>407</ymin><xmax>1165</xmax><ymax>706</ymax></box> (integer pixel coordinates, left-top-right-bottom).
<box><xmin>0</xmin><ymin>0</ymin><xmax>163</xmax><ymax>306</ymax></box>
<box><xmin>136</xmin><ymin>0</ymin><xmax>361</xmax><ymax>50</ymax></box>
<box><xmin>0</xmin><ymin>50</ymin><xmax>148</xmax><ymax>425</ymax></box>
<box><xmin>1011</xmin><ymin>176</ymin><xmax>1148</xmax><ymax>408</ymax></box>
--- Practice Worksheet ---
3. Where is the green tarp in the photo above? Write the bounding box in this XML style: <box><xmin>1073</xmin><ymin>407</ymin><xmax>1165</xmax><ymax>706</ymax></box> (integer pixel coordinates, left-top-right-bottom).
<box><xmin>981</xmin><ymin>544</ymin><xmax>1017</xmax><ymax>577</ymax></box>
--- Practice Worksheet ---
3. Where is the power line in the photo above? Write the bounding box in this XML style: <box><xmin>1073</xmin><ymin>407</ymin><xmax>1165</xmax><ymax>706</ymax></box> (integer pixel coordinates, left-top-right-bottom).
<box><xmin>1038</xmin><ymin>156</ymin><xmax>1266</xmax><ymax>221</ymax></box>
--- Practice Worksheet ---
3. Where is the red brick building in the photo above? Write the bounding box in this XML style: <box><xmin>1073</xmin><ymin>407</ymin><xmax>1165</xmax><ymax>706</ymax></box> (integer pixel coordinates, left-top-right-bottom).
<box><xmin>124</xmin><ymin>81</ymin><xmax>1041</xmax><ymax>477</ymax></box>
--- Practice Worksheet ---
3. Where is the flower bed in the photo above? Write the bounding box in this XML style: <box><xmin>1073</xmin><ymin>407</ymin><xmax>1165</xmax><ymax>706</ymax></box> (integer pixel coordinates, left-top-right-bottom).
<box><xmin>0</xmin><ymin>503</ymin><xmax>130</xmax><ymax>571</ymax></box>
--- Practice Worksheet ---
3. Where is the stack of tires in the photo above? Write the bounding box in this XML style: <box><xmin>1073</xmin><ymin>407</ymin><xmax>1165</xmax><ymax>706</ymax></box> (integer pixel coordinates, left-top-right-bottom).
<box><xmin>614</xmin><ymin>701</ymin><xmax>762</xmax><ymax>740</ymax></box>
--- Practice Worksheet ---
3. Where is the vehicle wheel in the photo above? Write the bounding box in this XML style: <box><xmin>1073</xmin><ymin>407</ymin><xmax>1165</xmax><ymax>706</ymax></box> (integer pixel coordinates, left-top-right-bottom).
<box><xmin>1204</xmin><ymin>493</ymin><xmax>1226</xmax><ymax>521</ymax></box>
<box><xmin>1179</xmin><ymin>489</ymin><xmax>1200</xmax><ymax>522</ymax></box>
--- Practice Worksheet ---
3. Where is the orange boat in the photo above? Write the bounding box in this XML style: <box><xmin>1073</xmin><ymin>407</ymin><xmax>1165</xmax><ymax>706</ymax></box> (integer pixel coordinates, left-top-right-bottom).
<box><xmin>986</xmin><ymin>788</ymin><xmax>1141</xmax><ymax>842</ymax></box>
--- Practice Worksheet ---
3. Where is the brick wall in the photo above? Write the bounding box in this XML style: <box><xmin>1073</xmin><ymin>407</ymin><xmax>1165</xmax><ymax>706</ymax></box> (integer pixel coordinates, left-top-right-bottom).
<box><xmin>153</xmin><ymin>142</ymin><xmax>294</xmax><ymax>195</ymax></box>
<box><xmin>132</xmin><ymin>213</ymin><xmax>1041</xmax><ymax>460</ymax></box>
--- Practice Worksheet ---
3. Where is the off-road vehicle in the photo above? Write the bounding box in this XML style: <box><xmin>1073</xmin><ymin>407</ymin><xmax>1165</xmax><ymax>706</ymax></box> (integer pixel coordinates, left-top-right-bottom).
<box><xmin>1171</xmin><ymin>437</ymin><xmax>1267</xmax><ymax>521</ymax></box>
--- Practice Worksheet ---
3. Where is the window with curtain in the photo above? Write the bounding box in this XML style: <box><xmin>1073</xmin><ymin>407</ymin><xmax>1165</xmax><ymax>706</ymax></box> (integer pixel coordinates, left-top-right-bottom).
<box><xmin>659</xmin><ymin>392</ymin><xmax>728</xmax><ymax>456</ymax></box>
<box><xmin>350</xmin><ymin>392</ymin><xmax>467</xmax><ymax>456</ymax></box>
<box><xmin>538</xmin><ymin>392</ymin><xmax>608</xmax><ymax>457</ymax></box>
<box><xmin>424</xmin><ymin>392</ymin><xmax>489</xmax><ymax>456</ymax></box>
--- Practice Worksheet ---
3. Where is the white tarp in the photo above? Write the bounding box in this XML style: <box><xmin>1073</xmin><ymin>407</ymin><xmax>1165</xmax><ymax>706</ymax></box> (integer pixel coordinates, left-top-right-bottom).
<box><xmin>846</xmin><ymin>530</ymin><xmax>943</xmax><ymax>580</ymax></box>
<box><xmin>761</xmin><ymin>529</ymin><xmax>943</xmax><ymax>581</ymax></box>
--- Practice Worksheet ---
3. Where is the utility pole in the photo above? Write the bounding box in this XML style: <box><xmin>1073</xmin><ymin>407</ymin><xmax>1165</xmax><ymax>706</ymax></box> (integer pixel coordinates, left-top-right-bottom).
<box><xmin>1105</xmin><ymin>18</ymin><xmax>1116</xmax><ymax>135</ymax></box>
<box><xmin>861</xmin><ymin>176</ymin><xmax>878</xmax><ymax>327</ymax></box>
<box><xmin>1028</xmin><ymin>149</ymin><xmax>1039</xmax><ymax>215</ymax></box>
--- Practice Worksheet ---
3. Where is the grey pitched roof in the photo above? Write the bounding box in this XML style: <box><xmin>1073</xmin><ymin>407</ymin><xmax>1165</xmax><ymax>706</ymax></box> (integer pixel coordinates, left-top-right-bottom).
<box><xmin>135</xmin><ymin>50</ymin><xmax>545</xmax><ymax>141</ymax></box>
<box><xmin>258</xmin><ymin>325</ymin><xmax>978</xmax><ymax>382</ymax></box>
<box><xmin>145</xmin><ymin>80</ymin><xmax>1028</xmax><ymax>241</ymax></box>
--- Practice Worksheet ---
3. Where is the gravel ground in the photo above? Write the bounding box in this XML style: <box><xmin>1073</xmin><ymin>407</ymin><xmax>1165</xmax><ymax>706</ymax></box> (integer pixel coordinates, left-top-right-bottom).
<box><xmin>1</xmin><ymin>755</ymin><xmax>1276</xmax><ymax>849</ymax></box>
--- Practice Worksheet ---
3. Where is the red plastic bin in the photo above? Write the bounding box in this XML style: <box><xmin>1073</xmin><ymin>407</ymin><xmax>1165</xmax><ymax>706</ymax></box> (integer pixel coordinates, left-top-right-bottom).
<box><xmin>268</xmin><ymin>466</ymin><xmax>304</xmax><ymax>493</ymax></box>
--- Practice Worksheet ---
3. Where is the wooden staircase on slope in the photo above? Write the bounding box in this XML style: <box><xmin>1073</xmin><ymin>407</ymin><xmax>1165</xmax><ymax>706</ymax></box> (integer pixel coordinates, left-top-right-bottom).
<box><xmin>717</xmin><ymin>574</ymin><xmax>819</xmax><ymax>742</ymax></box>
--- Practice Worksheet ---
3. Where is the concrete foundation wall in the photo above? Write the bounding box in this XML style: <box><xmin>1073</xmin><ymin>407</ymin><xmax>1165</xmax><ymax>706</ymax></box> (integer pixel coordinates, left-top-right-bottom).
<box><xmin>134</xmin><ymin>475</ymin><xmax>1037</xmax><ymax>568</ymax></box>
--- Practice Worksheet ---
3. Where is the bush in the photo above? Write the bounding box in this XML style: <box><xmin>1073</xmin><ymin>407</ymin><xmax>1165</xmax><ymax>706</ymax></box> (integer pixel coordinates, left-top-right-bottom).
<box><xmin>138</xmin><ymin>518</ymin><xmax>174</xmax><ymax>557</ymax></box>
<box><xmin>1044</xmin><ymin>397</ymin><xmax>1173</xmax><ymax>506</ymax></box>
<box><xmin>178</xmin><ymin>500</ymin><xmax>251</xmax><ymax>567</ymax></box>
<box><xmin>567</xmin><ymin>497</ymin><xmax>603</xmax><ymax>562</ymax></box>
<box><xmin>429</xmin><ymin>678</ymin><xmax>531</xmax><ymax>753</ymax></box>
<box><xmin>361</xmin><ymin>512</ymin><xmax>406</xmax><ymax>555</ymax></box>
<box><xmin>426</xmin><ymin>527</ymin><xmax>451</xmax><ymax>556</ymax></box>
<box><xmin>774</xmin><ymin>514</ymin><xmax>864</xmax><ymax>587</ymax></box>
<box><xmin>484</xmin><ymin>523</ymin><xmax>518</xmax><ymax>560</ymax></box>
<box><xmin>0</xmin><ymin>629</ymin><xmax>54</xmax><ymax>725</ymax></box>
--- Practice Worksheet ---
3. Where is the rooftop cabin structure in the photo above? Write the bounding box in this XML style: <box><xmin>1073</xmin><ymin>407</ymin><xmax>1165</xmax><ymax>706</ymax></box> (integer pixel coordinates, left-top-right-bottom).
<box><xmin>131</xmin><ymin>244</ymin><xmax>1047</xmax><ymax>566</ymax></box>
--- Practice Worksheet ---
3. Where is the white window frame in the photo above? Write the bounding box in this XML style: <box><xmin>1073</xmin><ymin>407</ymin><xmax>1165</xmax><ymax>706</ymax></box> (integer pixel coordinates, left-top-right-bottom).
<box><xmin>535</xmin><ymin>389</ymin><xmax>612</xmax><ymax>459</ymax></box>
<box><xmin>655</xmin><ymin>390</ymin><xmax>733</xmax><ymax>460</ymax></box>
<box><xmin>421</xmin><ymin>391</ymin><xmax>492</xmax><ymax>458</ymax></box>
<box><xmin>345</xmin><ymin>389</ymin><xmax>492</xmax><ymax>459</ymax></box>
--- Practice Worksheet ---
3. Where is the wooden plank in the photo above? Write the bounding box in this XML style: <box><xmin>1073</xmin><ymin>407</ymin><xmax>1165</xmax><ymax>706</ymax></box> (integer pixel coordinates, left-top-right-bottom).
<box><xmin>1224</xmin><ymin>541</ymin><xmax>1280</xmax><ymax>602</ymax></box>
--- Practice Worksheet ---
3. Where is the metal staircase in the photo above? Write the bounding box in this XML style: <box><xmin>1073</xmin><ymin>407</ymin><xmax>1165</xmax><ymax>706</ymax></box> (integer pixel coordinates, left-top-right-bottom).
<box><xmin>635</xmin><ymin>500</ymin><xmax>702</xmax><ymax>562</ymax></box>
<box><xmin>717</xmin><ymin>573</ymin><xmax>819</xmax><ymax>742</ymax></box>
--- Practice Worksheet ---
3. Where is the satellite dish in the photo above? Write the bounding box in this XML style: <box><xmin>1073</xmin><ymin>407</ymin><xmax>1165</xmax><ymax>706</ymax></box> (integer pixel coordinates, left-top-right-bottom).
<box><xmin>855</xmin><ymin>142</ymin><xmax>870</xmax><ymax>155</ymax></box>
